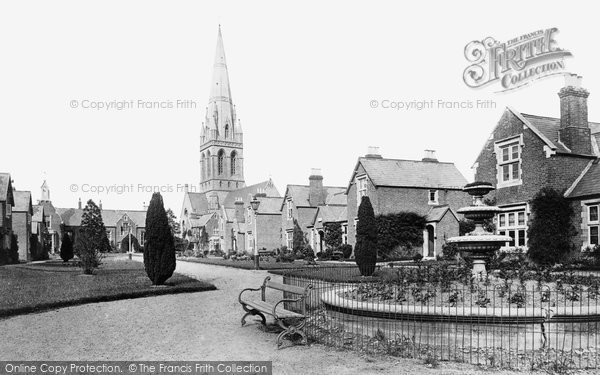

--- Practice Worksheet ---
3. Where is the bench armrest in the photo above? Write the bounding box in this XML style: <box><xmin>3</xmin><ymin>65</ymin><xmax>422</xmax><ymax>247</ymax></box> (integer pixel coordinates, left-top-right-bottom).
<box><xmin>238</xmin><ymin>287</ymin><xmax>262</xmax><ymax>304</ymax></box>
<box><xmin>272</xmin><ymin>297</ymin><xmax>304</xmax><ymax>318</ymax></box>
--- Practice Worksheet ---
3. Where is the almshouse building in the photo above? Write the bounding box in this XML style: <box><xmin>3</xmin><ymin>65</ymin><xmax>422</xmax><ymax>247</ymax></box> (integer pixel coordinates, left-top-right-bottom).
<box><xmin>473</xmin><ymin>74</ymin><xmax>600</xmax><ymax>250</ymax></box>
<box><xmin>346</xmin><ymin>148</ymin><xmax>470</xmax><ymax>258</ymax></box>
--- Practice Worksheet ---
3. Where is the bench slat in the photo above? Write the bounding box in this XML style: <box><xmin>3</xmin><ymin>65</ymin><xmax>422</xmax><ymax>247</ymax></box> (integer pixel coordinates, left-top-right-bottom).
<box><xmin>265</xmin><ymin>280</ymin><xmax>308</xmax><ymax>295</ymax></box>
<box><xmin>242</xmin><ymin>300</ymin><xmax>304</xmax><ymax>319</ymax></box>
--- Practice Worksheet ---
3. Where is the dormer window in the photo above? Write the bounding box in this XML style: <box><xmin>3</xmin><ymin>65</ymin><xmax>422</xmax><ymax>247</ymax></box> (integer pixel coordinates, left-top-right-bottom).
<box><xmin>428</xmin><ymin>190</ymin><xmax>438</xmax><ymax>205</ymax></box>
<box><xmin>495</xmin><ymin>136</ymin><xmax>523</xmax><ymax>188</ymax></box>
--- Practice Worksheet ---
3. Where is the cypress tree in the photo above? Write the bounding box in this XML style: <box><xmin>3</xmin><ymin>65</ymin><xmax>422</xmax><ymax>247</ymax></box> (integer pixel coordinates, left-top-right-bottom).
<box><xmin>60</xmin><ymin>233</ymin><xmax>74</xmax><ymax>262</ymax></box>
<box><xmin>355</xmin><ymin>196</ymin><xmax>377</xmax><ymax>276</ymax></box>
<box><xmin>75</xmin><ymin>200</ymin><xmax>110</xmax><ymax>274</ymax></box>
<box><xmin>144</xmin><ymin>192</ymin><xmax>176</xmax><ymax>285</ymax></box>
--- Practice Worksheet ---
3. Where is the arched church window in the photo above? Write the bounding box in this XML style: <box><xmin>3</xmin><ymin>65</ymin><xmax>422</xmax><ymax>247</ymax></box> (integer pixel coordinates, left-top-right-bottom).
<box><xmin>206</xmin><ymin>151</ymin><xmax>212</xmax><ymax>177</ymax></box>
<box><xmin>217</xmin><ymin>149</ymin><xmax>225</xmax><ymax>175</ymax></box>
<box><xmin>231</xmin><ymin>151</ymin><xmax>237</xmax><ymax>175</ymax></box>
<box><xmin>224</xmin><ymin>124</ymin><xmax>229</xmax><ymax>139</ymax></box>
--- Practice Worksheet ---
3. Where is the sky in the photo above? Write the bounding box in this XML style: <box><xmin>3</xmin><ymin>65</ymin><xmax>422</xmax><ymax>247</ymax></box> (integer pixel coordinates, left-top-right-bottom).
<box><xmin>0</xmin><ymin>0</ymin><xmax>598</xmax><ymax>216</ymax></box>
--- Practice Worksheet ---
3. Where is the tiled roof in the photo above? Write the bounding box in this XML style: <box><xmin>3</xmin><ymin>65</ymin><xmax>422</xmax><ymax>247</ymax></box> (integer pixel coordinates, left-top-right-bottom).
<box><xmin>56</xmin><ymin>207</ymin><xmax>147</xmax><ymax>228</ymax></box>
<box><xmin>0</xmin><ymin>173</ymin><xmax>13</xmax><ymax>203</ymax></box>
<box><xmin>354</xmin><ymin>157</ymin><xmax>467</xmax><ymax>190</ymax></box>
<box><xmin>284</xmin><ymin>185</ymin><xmax>346</xmax><ymax>208</ymax></box>
<box><xmin>254</xmin><ymin>196</ymin><xmax>284</xmax><ymax>215</ymax></box>
<box><xmin>32</xmin><ymin>205</ymin><xmax>44</xmax><ymax>222</ymax></box>
<box><xmin>189</xmin><ymin>213</ymin><xmax>215</xmax><ymax>228</ymax></box>
<box><xmin>315</xmin><ymin>205</ymin><xmax>347</xmax><ymax>223</ymax></box>
<box><xmin>186</xmin><ymin>192</ymin><xmax>209</xmax><ymax>214</ymax></box>
<box><xmin>519</xmin><ymin>112</ymin><xmax>600</xmax><ymax>154</ymax></box>
<box><xmin>566</xmin><ymin>159</ymin><xmax>600</xmax><ymax>198</ymax></box>
<box><xmin>425</xmin><ymin>205</ymin><xmax>457</xmax><ymax>223</ymax></box>
<box><xmin>223</xmin><ymin>180</ymin><xmax>280</xmax><ymax>208</ymax></box>
<box><xmin>13</xmin><ymin>191</ymin><xmax>32</xmax><ymax>213</ymax></box>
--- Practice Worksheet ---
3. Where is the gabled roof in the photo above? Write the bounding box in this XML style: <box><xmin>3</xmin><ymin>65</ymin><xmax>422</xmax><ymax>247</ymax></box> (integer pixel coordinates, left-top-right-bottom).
<box><xmin>186</xmin><ymin>192</ymin><xmax>209</xmax><ymax>214</ymax></box>
<box><xmin>314</xmin><ymin>205</ymin><xmax>347</xmax><ymax>224</ymax></box>
<box><xmin>223</xmin><ymin>179</ymin><xmax>280</xmax><ymax>208</ymax></box>
<box><xmin>189</xmin><ymin>212</ymin><xmax>215</xmax><ymax>228</ymax></box>
<box><xmin>425</xmin><ymin>205</ymin><xmax>458</xmax><ymax>223</ymax></box>
<box><xmin>56</xmin><ymin>208</ymin><xmax>147</xmax><ymax>228</ymax></box>
<box><xmin>32</xmin><ymin>205</ymin><xmax>44</xmax><ymax>222</ymax></box>
<box><xmin>254</xmin><ymin>196</ymin><xmax>284</xmax><ymax>215</ymax></box>
<box><xmin>509</xmin><ymin>107</ymin><xmax>599</xmax><ymax>155</ymax></box>
<box><xmin>13</xmin><ymin>191</ymin><xmax>33</xmax><ymax>213</ymax></box>
<box><xmin>565</xmin><ymin>159</ymin><xmax>600</xmax><ymax>198</ymax></box>
<box><xmin>0</xmin><ymin>173</ymin><xmax>14</xmax><ymax>204</ymax></box>
<box><xmin>347</xmin><ymin>157</ymin><xmax>467</xmax><ymax>193</ymax></box>
<box><xmin>282</xmin><ymin>185</ymin><xmax>346</xmax><ymax>209</ymax></box>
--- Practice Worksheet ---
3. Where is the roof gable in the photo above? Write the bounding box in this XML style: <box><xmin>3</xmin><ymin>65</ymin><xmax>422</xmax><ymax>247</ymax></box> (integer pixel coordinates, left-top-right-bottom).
<box><xmin>13</xmin><ymin>191</ymin><xmax>33</xmax><ymax>213</ymax></box>
<box><xmin>223</xmin><ymin>179</ymin><xmax>280</xmax><ymax>208</ymax></box>
<box><xmin>565</xmin><ymin>159</ymin><xmax>600</xmax><ymax>198</ymax></box>
<box><xmin>0</xmin><ymin>173</ymin><xmax>14</xmax><ymax>204</ymax></box>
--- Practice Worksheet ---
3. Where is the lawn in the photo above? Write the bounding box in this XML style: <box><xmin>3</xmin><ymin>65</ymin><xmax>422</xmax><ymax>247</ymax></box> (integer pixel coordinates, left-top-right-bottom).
<box><xmin>0</xmin><ymin>254</ymin><xmax>216</xmax><ymax>318</ymax></box>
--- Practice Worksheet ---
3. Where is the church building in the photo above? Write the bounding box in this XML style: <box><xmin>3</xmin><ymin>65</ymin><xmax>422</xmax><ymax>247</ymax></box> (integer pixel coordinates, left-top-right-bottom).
<box><xmin>180</xmin><ymin>26</ymin><xmax>281</xmax><ymax>254</ymax></box>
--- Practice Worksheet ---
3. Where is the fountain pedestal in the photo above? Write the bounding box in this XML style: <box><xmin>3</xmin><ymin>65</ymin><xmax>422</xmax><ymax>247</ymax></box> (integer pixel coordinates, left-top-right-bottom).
<box><xmin>447</xmin><ymin>183</ymin><xmax>511</xmax><ymax>278</ymax></box>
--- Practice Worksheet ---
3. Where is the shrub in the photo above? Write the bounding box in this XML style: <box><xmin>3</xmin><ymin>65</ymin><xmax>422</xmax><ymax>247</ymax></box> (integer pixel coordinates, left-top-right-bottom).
<box><xmin>527</xmin><ymin>188</ymin><xmax>576</xmax><ymax>265</ymax></box>
<box><xmin>60</xmin><ymin>233</ymin><xmax>74</xmax><ymax>262</ymax></box>
<box><xmin>143</xmin><ymin>192</ymin><xmax>176</xmax><ymax>285</ymax></box>
<box><xmin>339</xmin><ymin>244</ymin><xmax>353</xmax><ymax>259</ymax></box>
<box><xmin>292</xmin><ymin>219</ymin><xmax>306</xmax><ymax>253</ymax></box>
<box><xmin>441</xmin><ymin>242</ymin><xmax>460</xmax><ymax>260</ymax></box>
<box><xmin>302</xmin><ymin>245</ymin><xmax>315</xmax><ymax>260</ymax></box>
<box><xmin>121</xmin><ymin>234</ymin><xmax>141</xmax><ymax>253</ymax></box>
<box><xmin>75</xmin><ymin>200</ymin><xmax>110</xmax><ymax>274</ymax></box>
<box><xmin>355</xmin><ymin>196</ymin><xmax>377</xmax><ymax>276</ymax></box>
<box><xmin>323</xmin><ymin>222</ymin><xmax>343</xmax><ymax>252</ymax></box>
<box><xmin>376</xmin><ymin>212</ymin><xmax>426</xmax><ymax>260</ymax></box>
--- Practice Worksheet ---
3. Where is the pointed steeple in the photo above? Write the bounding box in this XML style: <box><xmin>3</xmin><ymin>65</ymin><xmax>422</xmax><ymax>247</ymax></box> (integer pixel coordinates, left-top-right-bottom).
<box><xmin>205</xmin><ymin>25</ymin><xmax>235</xmax><ymax>135</ymax></box>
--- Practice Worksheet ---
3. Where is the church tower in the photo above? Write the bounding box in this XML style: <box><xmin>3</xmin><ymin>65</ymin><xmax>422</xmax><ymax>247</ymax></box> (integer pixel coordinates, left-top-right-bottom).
<box><xmin>200</xmin><ymin>26</ymin><xmax>245</xmax><ymax>209</ymax></box>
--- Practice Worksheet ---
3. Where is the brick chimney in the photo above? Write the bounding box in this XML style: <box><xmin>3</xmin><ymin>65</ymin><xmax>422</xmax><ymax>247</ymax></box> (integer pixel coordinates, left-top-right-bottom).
<box><xmin>234</xmin><ymin>197</ymin><xmax>245</xmax><ymax>222</ymax></box>
<box><xmin>558</xmin><ymin>74</ymin><xmax>592</xmax><ymax>155</ymax></box>
<box><xmin>422</xmin><ymin>149</ymin><xmax>438</xmax><ymax>162</ymax></box>
<box><xmin>308</xmin><ymin>168</ymin><xmax>326</xmax><ymax>207</ymax></box>
<box><xmin>365</xmin><ymin>146</ymin><xmax>383</xmax><ymax>159</ymax></box>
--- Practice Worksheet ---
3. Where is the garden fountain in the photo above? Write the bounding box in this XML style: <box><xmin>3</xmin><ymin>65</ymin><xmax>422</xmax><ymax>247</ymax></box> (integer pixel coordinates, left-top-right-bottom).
<box><xmin>447</xmin><ymin>182</ymin><xmax>511</xmax><ymax>277</ymax></box>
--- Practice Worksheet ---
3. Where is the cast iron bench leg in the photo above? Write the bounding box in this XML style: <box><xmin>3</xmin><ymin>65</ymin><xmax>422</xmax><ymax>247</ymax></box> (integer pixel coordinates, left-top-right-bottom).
<box><xmin>241</xmin><ymin>304</ymin><xmax>267</xmax><ymax>326</ymax></box>
<box><xmin>276</xmin><ymin>318</ymin><xmax>307</xmax><ymax>348</ymax></box>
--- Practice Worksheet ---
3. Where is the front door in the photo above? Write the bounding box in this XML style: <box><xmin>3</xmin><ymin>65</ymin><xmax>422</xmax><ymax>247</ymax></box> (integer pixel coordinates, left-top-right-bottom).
<box><xmin>427</xmin><ymin>225</ymin><xmax>435</xmax><ymax>257</ymax></box>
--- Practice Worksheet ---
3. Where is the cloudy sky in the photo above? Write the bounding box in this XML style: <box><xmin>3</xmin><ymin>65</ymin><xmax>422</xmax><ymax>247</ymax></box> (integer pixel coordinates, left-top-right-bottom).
<box><xmin>0</xmin><ymin>0</ymin><xmax>597</xmax><ymax>215</ymax></box>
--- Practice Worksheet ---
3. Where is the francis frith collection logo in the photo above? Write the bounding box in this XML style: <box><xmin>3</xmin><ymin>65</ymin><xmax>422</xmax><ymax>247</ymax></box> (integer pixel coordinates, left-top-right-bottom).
<box><xmin>463</xmin><ymin>28</ymin><xmax>572</xmax><ymax>92</ymax></box>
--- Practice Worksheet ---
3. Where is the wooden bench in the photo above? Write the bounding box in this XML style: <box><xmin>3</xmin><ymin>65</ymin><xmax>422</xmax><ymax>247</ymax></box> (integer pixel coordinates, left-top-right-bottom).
<box><xmin>238</xmin><ymin>276</ymin><xmax>313</xmax><ymax>348</ymax></box>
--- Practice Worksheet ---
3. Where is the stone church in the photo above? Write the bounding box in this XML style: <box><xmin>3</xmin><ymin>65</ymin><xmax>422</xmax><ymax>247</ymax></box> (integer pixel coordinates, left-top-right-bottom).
<box><xmin>180</xmin><ymin>27</ymin><xmax>282</xmax><ymax>254</ymax></box>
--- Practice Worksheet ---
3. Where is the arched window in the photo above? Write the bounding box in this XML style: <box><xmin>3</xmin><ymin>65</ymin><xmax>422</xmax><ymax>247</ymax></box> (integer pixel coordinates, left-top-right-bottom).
<box><xmin>224</xmin><ymin>124</ymin><xmax>229</xmax><ymax>139</ymax></box>
<box><xmin>206</xmin><ymin>151</ymin><xmax>211</xmax><ymax>177</ymax></box>
<box><xmin>231</xmin><ymin>151</ymin><xmax>237</xmax><ymax>175</ymax></box>
<box><xmin>200</xmin><ymin>153</ymin><xmax>205</xmax><ymax>180</ymax></box>
<box><xmin>217</xmin><ymin>149</ymin><xmax>225</xmax><ymax>175</ymax></box>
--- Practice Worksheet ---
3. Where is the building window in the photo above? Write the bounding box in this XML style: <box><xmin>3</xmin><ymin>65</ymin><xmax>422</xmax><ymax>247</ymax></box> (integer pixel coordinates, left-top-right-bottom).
<box><xmin>217</xmin><ymin>149</ymin><xmax>225</xmax><ymax>175</ymax></box>
<box><xmin>286</xmin><ymin>199</ymin><xmax>293</xmax><ymax>220</ymax></box>
<box><xmin>356</xmin><ymin>176</ymin><xmax>367</xmax><ymax>200</ymax></box>
<box><xmin>428</xmin><ymin>189</ymin><xmax>438</xmax><ymax>205</ymax></box>
<box><xmin>231</xmin><ymin>151</ymin><xmax>237</xmax><ymax>175</ymax></box>
<box><xmin>121</xmin><ymin>223</ymin><xmax>130</xmax><ymax>236</ymax></box>
<box><xmin>6</xmin><ymin>204</ymin><xmax>11</xmax><ymax>218</ymax></box>
<box><xmin>342</xmin><ymin>224</ymin><xmax>348</xmax><ymax>244</ymax></box>
<box><xmin>495</xmin><ymin>137</ymin><xmax>522</xmax><ymax>188</ymax></box>
<box><xmin>497</xmin><ymin>207</ymin><xmax>527</xmax><ymax>247</ymax></box>
<box><xmin>140</xmin><ymin>230</ymin><xmax>145</xmax><ymax>243</ymax></box>
<box><xmin>589</xmin><ymin>204</ymin><xmax>599</xmax><ymax>246</ymax></box>
<box><xmin>225</xmin><ymin>124</ymin><xmax>229</xmax><ymax>139</ymax></box>
<box><xmin>286</xmin><ymin>231</ymin><xmax>293</xmax><ymax>249</ymax></box>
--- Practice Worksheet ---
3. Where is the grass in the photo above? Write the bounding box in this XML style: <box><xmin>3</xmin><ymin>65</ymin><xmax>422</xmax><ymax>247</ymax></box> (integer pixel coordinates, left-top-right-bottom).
<box><xmin>0</xmin><ymin>254</ymin><xmax>216</xmax><ymax>318</ymax></box>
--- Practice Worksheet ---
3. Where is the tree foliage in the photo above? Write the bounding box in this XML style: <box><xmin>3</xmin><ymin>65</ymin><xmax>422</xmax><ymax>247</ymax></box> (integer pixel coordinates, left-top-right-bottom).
<box><xmin>527</xmin><ymin>187</ymin><xmax>576</xmax><ymax>265</ymax></box>
<box><xmin>143</xmin><ymin>192</ymin><xmax>176</xmax><ymax>285</ymax></box>
<box><xmin>376</xmin><ymin>212</ymin><xmax>426</xmax><ymax>259</ymax></box>
<box><xmin>120</xmin><ymin>234</ymin><xmax>141</xmax><ymax>253</ymax></box>
<box><xmin>292</xmin><ymin>219</ymin><xmax>306</xmax><ymax>253</ymax></box>
<box><xmin>354</xmin><ymin>196</ymin><xmax>377</xmax><ymax>276</ymax></box>
<box><xmin>323</xmin><ymin>222</ymin><xmax>343</xmax><ymax>254</ymax></box>
<box><xmin>165</xmin><ymin>208</ymin><xmax>181</xmax><ymax>236</ymax></box>
<box><xmin>75</xmin><ymin>200</ymin><xmax>110</xmax><ymax>274</ymax></box>
<box><xmin>60</xmin><ymin>232</ymin><xmax>74</xmax><ymax>262</ymax></box>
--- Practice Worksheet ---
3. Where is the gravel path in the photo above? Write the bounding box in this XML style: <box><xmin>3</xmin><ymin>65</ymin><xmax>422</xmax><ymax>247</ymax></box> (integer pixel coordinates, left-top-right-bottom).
<box><xmin>0</xmin><ymin>257</ymin><xmax>551</xmax><ymax>374</ymax></box>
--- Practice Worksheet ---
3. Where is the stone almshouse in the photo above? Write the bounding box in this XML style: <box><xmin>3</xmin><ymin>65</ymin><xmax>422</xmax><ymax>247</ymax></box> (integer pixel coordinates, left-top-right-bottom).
<box><xmin>474</xmin><ymin>74</ymin><xmax>600</xmax><ymax>250</ymax></box>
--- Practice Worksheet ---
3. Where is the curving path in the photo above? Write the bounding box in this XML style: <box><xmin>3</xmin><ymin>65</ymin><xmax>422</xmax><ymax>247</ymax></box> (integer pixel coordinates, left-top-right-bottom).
<box><xmin>0</xmin><ymin>257</ymin><xmax>532</xmax><ymax>374</ymax></box>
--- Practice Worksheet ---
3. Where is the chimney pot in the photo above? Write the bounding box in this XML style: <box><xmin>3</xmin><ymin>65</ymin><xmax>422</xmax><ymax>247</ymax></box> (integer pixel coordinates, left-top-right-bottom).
<box><xmin>365</xmin><ymin>146</ymin><xmax>382</xmax><ymax>159</ymax></box>
<box><xmin>558</xmin><ymin>74</ymin><xmax>591</xmax><ymax>155</ymax></box>
<box><xmin>422</xmin><ymin>149</ymin><xmax>438</xmax><ymax>162</ymax></box>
